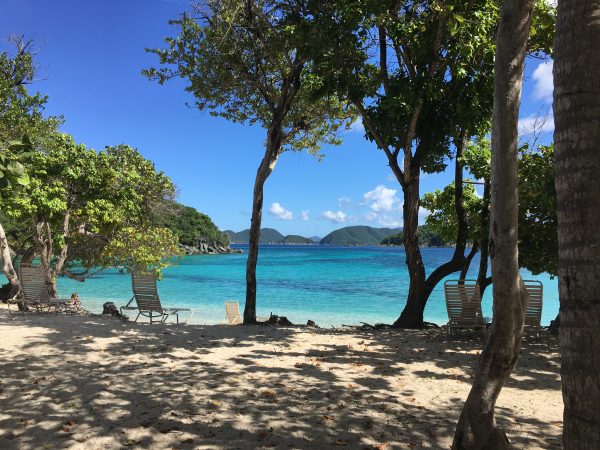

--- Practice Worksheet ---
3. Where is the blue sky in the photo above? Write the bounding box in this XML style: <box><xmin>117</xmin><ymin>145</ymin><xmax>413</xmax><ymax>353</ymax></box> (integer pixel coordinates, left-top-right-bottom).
<box><xmin>1</xmin><ymin>0</ymin><xmax>554</xmax><ymax>237</ymax></box>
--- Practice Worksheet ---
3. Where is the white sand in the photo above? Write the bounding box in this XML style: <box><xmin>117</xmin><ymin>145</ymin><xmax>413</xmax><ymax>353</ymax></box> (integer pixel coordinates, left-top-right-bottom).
<box><xmin>0</xmin><ymin>305</ymin><xmax>562</xmax><ymax>449</ymax></box>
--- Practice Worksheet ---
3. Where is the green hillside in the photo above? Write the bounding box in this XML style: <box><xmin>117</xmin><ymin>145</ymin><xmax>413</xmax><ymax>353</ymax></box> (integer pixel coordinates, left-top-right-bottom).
<box><xmin>320</xmin><ymin>226</ymin><xmax>401</xmax><ymax>245</ymax></box>
<box><xmin>281</xmin><ymin>234</ymin><xmax>314</xmax><ymax>244</ymax></box>
<box><xmin>380</xmin><ymin>225</ymin><xmax>448</xmax><ymax>247</ymax></box>
<box><xmin>159</xmin><ymin>202</ymin><xmax>229</xmax><ymax>246</ymax></box>
<box><xmin>225</xmin><ymin>228</ymin><xmax>285</xmax><ymax>244</ymax></box>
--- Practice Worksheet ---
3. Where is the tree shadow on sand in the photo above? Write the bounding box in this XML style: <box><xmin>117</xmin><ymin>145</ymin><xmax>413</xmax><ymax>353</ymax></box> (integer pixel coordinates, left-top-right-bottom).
<box><xmin>0</xmin><ymin>311</ymin><xmax>561</xmax><ymax>449</ymax></box>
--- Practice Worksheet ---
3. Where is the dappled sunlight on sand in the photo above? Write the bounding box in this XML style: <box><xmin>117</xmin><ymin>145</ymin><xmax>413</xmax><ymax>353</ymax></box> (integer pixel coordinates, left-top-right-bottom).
<box><xmin>0</xmin><ymin>306</ymin><xmax>562</xmax><ymax>449</ymax></box>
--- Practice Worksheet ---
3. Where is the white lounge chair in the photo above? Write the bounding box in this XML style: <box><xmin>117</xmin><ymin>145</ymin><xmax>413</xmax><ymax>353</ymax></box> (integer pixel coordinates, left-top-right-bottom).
<box><xmin>224</xmin><ymin>300</ymin><xmax>243</xmax><ymax>324</ymax></box>
<box><xmin>120</xmin><ymin>273</ymin><xmax>193</xmax><ymax>324</ymax></box>
<box><xmin>224</xmin><ymin>300</ymin><xmax>269</xmax><ymax>324</ymax></box>
<box><xmin>443</xmin><ymin>279</ymin><xmax>486</xmax><ymax>335</ymax></box>
<box><xmin>523</xmin><ymin>280</ymin><xmax>543</xmax><ymax>337</ymax></box>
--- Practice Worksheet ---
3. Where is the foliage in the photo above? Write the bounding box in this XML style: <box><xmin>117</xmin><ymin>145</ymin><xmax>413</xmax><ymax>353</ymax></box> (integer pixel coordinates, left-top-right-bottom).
<box><xmin>0</xmin><ymin>36</ymin><xmax>62</xmax><ymax>146</ymax></box>
<box><xmin>0</xmin><ymin>135</ymin><xmax>33</xmax><ymax>189</ymax></box>
<box><xmin>518</xmin><ymin>144</ymin><xmax>557</xmax><ymax>275</ymax></box>
<box><xmin>224</xmin><ymin>228</ymin><xmax>285</xmax><ymax>244</ymax></box>
<box><xmin>143</xmin><ymin>0</ymin><xmax>354</xmax><ymax>158</ymax></box>
<box><xmin>421</xmin><ymin>139</ymin><xmax>557</xmax><ymax>276</ymax></box>
<box><xmin>1</xmin><ymin>133</ymin><xmax>179</xmax><ymax>276</ymax></box>
<box><xmin>99</xmin><ymin>226</ymin><xmax>183</xmax><ymax>278</ymax></box>
<box><xmin>381</xmin><ymin>225</ymin><xmax>448</xmax><ymax>247</ymax></box>
<box><xmin>159</xmin><ymin>202</ymin><xmax>229</xmax><ymax>247</ymax></box>
<box><xmin>421</xmin><ymin>182</ymin><xmax>486</xmax><ymax>244</ymax></box>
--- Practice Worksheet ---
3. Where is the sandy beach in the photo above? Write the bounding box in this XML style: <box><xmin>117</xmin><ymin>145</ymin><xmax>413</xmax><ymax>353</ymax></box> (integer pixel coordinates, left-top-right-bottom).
<box><xmin>0</xmin><ymin>305</ymin><xmax>562</xmax><ymax>449</ymax></box>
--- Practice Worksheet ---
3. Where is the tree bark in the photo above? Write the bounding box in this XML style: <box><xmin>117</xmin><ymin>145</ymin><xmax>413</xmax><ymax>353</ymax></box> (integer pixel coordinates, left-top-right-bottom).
<box><xmin>393</xmin><ymin>173</ymin><xmax>427</xmax><ymax>327</ymax></box>
<box><xmin>243</xmin><ymin>128</ymin><xmax>281</xmax><ymax>324</ymax></box>
<box><xmin>554</xmin><ymin>0</ymin><xmax>600</xmax><ymax>447</ymax></box>
<box><xmin>393</xmin><ymin>132</ymin><xmax>469</xmax><ymax>328</ymax></box>
<box><xmin>477</xmin><ymin>180</ymin><xmax>492</xmax><ymax>299</ymax></box>
<box><xmin>452</xmin><ymin>0</ymin><xmax>534</xmax><ymax>448</ymax></box>
<box><xmin>461</xmin><ymin>242</ymin><xmax>480</xmax><ymax>280</ymax></box>
<box><xmin>0</xmin><ymin>222</ymin><xmax>20</xmax><ymax>300</ymax></box>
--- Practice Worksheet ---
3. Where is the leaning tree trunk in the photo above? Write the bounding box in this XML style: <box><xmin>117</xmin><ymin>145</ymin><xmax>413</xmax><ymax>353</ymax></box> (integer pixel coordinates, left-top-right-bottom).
<box><xmin>0</xmin><ymin>222</ymin><xmax>20</xmax><ymax>300</ymax></box>
<box><xmin>554</xmin><ymin>0</ymin><xmax>600</xmax><ymax>447</ymax></box>
<box><xmin>243</xmin><ymin>128</ymin><xmax>281</xmax><ymax>324</ymax></box>
<box><xmin>393</xmin><ymin>173</ymin><xmax>427</xmax><ymax>328</ymax></box>
<box><xmin>394</xmin><ymin>133</ymin><xmax>469</xmax><ymax>328</ymax></box>
<box><xmin>452</xmin><ymin>0</ymin><xmax>534</xmax><ymax>448</ymax></box>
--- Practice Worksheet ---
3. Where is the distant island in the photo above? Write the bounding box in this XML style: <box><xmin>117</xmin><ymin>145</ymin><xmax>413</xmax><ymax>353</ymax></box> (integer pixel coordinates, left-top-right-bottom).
<box><xmin>320</xmin><ymin>225</ymin><xmax>401</xmax><ymax>245</ymax></box>
<box><xmin>224</xmin><ymin>225</ymin><xmax>448</xmax><ymax>247</ymax></box>
<box><xmin>224</xmin><ymin>228</ymin><xmax>313</xmax><ymax>244</ymax></box>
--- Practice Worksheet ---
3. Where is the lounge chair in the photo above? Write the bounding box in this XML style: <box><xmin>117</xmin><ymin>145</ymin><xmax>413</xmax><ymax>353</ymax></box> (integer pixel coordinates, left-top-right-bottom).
<box><xmin>225</xmin><ymin>300</ymin><xmax>243</xmax><ymax>324</ymax></box>
<box><xmin>443</xmin><ymin>279</ymin><xmax>486</xmax><ymax>336</ymax></box>
<box><xmin>523</xmin><ymin>280</ymin><xmax>543</xmax><ymax>338</ymax></box>
<box><xmin>224</xmin><ymin>300</ymin><xmax>269</xmax><ymax>324</ymax></box>
<box><xmin>120</xmin><ymin>273</ymin><xmax>194</xmax><ymax>324</ymax></box>
<box><xmin>8</xmin><ymin>265</ymin><xmax>69</xmax><ymax>314</ymax></box>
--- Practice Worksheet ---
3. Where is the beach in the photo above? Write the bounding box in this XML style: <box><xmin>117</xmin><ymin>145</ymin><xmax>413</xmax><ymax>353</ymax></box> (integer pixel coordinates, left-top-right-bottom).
<box><xmin>0</xmin><ymin>305</ymin><xmax>562</xmax><ymax>449</ymax></box>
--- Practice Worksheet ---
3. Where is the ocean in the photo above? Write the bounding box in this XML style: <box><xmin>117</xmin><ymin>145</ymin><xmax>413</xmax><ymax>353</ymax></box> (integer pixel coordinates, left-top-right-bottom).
<box><xmin>6</xmin><ymin>245</ymin><xmax>559</xmax><ymax>326</ymax></box>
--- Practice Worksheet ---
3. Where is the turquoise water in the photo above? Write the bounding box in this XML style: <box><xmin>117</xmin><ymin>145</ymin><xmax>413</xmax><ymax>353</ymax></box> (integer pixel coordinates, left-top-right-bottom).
<box><xmin>8</xmin><ymin>245</ymin><xmax>559</xmax><ymax>326</ymax></box>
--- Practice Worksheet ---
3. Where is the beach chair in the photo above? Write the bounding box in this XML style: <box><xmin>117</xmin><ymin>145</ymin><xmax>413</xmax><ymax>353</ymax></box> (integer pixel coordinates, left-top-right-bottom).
<box><xmin>443</xmin><ymin>279</ymin><xmax>486</xmax><ymax>336</ymax></box>
<box><xmin>224</xmin><ymin>300</ymin><xmax>269</xmax><ymax>324</ymax></box>
<box><xmin>8</xmin><ymin>266</ymin><xmax>69</xmax><ymax>314</ymax></box>
<box><xmin>523</xmin><ymin>280</ymin><xmax>543</xmax><ymax>338</ymax></box>
<box><xmin>120</xmin><ymin>273</ymin><xmax>194</xmax><ymax>324</ymax></box>
<box><xmin>225</xmin><ymin>300</ymin><xmax>243</xmax><ymax>324</ymax></box>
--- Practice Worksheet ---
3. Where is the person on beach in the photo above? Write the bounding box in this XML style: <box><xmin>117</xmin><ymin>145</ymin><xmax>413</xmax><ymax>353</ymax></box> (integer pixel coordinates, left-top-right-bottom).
<box><xmin>68</xmin><ymin>293</ymin><xmax>81</xmax><ymax>312</ymax></box>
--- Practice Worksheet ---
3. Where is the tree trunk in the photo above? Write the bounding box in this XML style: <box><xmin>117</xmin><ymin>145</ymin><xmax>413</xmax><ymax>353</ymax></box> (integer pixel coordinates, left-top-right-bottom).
<box><xmin>0</xmin><ymin>222</ymin><xmax>20</xmax><ymax>300</ymax></box>
<box><xmin>452</xmin><ymin>0</ymin><xmax>534</xmax><ymax>448</ymax></box>
<box><xmin>243</xmin><ymin>131</ymin><xmax>280</xmax><ymax>324</ymax></box>
<box><xmin>477</xmin><ymin>181</ymin><xmax>492</xmax><ymax>299</ymax></box>
<box><xmin>393</xmin><ymin>132</ymin><xmax>469</xmax><ymax>328</ymax></box>
<box><xmin>393</xmin><ymin>173</ymin><xmax>427</xmax><ymax>328</ymax></box>
<box><xmin>554</xmin><ymin>0</ymin><xmax>600</xmax><ymax>447</ymax></box>
<box><xmin>461</xmin><ymin>242</ymin><xmax>480</xmax><ymax>280</ymax></box>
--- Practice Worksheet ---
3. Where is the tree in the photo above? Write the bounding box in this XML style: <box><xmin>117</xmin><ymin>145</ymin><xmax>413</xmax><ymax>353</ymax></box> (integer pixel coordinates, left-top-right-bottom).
<box><xmin>312</xmin><ymin>0</ymin><xmax>554</xmax><ymax>328</ymax></box>
<box><xmin>452</xmin><ymin>0</ymin><xmax>534</xmax><ymax>447</ymax></box>
<box><xmin>1</xmin><ymin>134</ymin><xmax>180</xmax><ymax>295</ymax></box>
<box><xmin>144</xmin><ymin>0</ymin><xmax>352</xmax><ymax>323</ymax></box>
<box><xmin>0</xmin><ymin>36</ymin><xmax>62</xmax><ymax>146</ymax></box>
<box><xmin>421</xmin><ymin>141</ymin><xmax>557</xmax><ymax>293</ymax></box>
<box><xmin>0</xmin><ymin>36</ymin><xmax>61</xmax><ymax>299</ymax></box>
<box><xmin>553</xmin><ymin>0</ymin><xmax>600</xmax><ymax>447</ymax></box>
<box><xmin>311</xmin><ymin>0</ymin><xmax>500</xmax><ymax>327</ymax></box>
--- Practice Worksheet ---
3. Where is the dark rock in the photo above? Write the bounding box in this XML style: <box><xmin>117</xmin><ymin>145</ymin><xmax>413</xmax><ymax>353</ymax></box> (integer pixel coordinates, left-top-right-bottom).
<box><xmin>266</xmin><ymin>315</ymin><xmax>294</xmax><ymax>326</ymax></box>
<box><xmin>306</xmin><ymin>320</ymin><xmax>318</xmax><ymax>327</ymax></box>
<box><xmin>102</xmin><ymin>302</ymin><xmax>127</xmax><ymax>320</ymax></box>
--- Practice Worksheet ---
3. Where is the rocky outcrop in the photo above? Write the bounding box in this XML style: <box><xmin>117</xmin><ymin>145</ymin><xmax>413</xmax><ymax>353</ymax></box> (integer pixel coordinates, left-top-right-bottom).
<box><xmin>179</xmin><ymin>243</ymin><xmax>242</xmax><ymax>255</ymax></box>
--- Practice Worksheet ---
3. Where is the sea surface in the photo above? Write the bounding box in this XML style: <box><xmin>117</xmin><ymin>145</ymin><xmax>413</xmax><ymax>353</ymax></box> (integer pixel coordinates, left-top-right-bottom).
<box><xmin>8</xmin><ymin>245</ymin><xmax>559</xmax><ymax>327</ymax></box>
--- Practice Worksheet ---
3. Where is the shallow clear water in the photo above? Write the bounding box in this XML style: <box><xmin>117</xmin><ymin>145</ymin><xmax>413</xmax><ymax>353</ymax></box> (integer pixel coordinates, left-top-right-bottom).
<box><xmin>9</xmin><ymin>245</ymin><xmax>559</xmax><ymax>326</ymax></box>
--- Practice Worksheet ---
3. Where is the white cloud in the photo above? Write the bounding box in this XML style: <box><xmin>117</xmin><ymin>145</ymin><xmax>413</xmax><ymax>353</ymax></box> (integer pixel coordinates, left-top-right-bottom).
<box><xmin>418</xmin><ymin>207</ymin><xmax>430</xmax><ymax>224</ymax></box>
<box><xmin>518</xmin><ymin>112</ymin><xmax>555</xmax><ymax>135</ymax></box>
<box><xmin>349</xmin><ymin>117</ymin><xmax>364</xmax><ymax>133</ymax></box>
<box><xmin>532</xmin><ymin>60</ymin><xmax>554</xmax><ymax>103</ymax></box>
<box><xmin>338</xmin><ymin>196</ymin><xmax>352</xmax><ymax>207</ymax></box>
<box><xmin>377</xmin><ymin>215</ymin><xmax>402</xmax><ymax>227</ymax></box>
<box><xmin>269</xmin><ymin>202</ymin><xmax>293</xmax><ymax>221</ymax></box>
<box><xmin>363</xmin><ymin>185</ymin><xmax>399</xmax><ymax>212</ymax></box>
<box><xmin>322</xmin><ymin>210</ymin><xmax>347</xmax><ymax>223</ymax></box>
<box><xmin>300</xmin><ymin>210</ymin><xmax>310</xmax><ymax>221</ymax></box>
<box><xmin>363</xmin><ymin>211</ymin><xmax>378</xmax><ymax>221</ymax></box>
